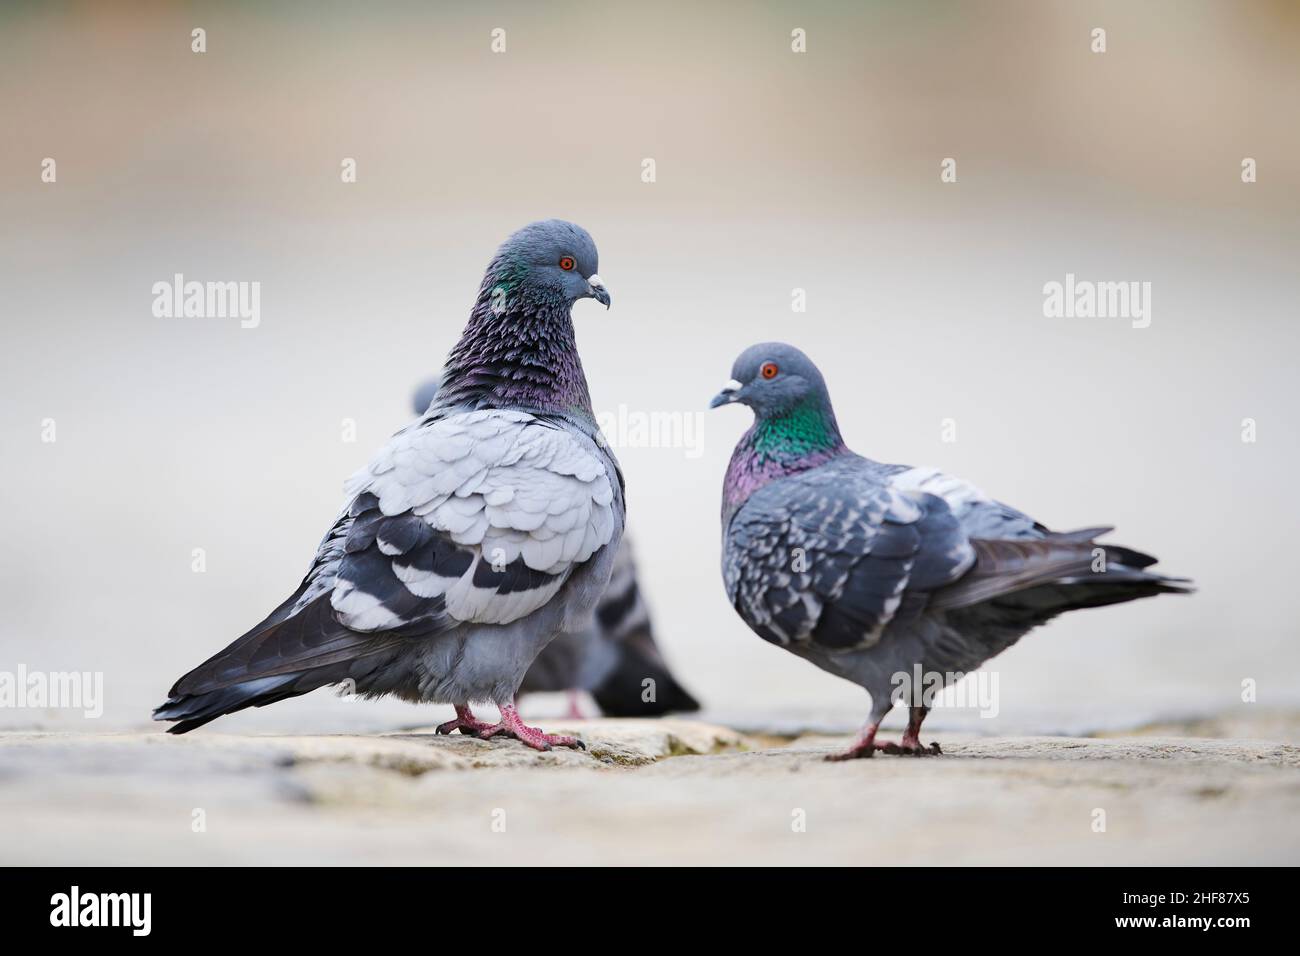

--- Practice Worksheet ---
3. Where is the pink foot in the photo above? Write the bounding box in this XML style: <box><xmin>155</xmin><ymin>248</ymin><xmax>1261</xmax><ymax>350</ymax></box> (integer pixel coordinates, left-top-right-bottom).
<box><xmin>827</xmin><ymin>737</ymin><xmax>942</xmax><ymax>760</ymax></box>
<box><xmin>825</xmin><ymin>706</ymin><xmax>943</xmax><ymax>761</ymax></box>
<box><xmin>826</xmin><ymin>743</ymin><xmax>876</xmax><ymax>761</ymax></box>
<box><xmin>877</xmin><ymin>738</ymin><xmax>943</xmax><ymax>757</ymax></box>
<box><xmin>893</xmin><ymin>705</ymin><xmax>942</xmax><ymax>756</ymax></box>
<box><xmin>435</xmin><ymin>704</ymin><xmax>497</xmax><ymax>737</ymax></box>
<box><xmin>826</xmin><ymin>722</ymin><xmax>883</xmax><ymax>761</ymax></box>
<box><xmin>477</xmin><ymin>703</ymin><xmax>586</xmax><ymax>752</ymax></box>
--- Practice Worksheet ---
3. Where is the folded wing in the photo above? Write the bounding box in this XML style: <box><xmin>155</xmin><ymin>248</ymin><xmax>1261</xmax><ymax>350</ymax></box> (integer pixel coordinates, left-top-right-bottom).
<box><xmin>160</xmin><ymin>409</ymin><xmax>619</xmax><ymax>715</ymax></box>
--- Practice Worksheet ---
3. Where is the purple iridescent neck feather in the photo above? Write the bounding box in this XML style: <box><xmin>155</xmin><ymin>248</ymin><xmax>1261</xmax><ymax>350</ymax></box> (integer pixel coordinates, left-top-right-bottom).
<box><xmin>723</xmin><ymin>398</ymin><xmax>847</xmax><ymax>523</ymax></box>
<box><xmin>435</xmin><ymin>251</ymin><xmax>593</xmax><ymax>418</ymax></box>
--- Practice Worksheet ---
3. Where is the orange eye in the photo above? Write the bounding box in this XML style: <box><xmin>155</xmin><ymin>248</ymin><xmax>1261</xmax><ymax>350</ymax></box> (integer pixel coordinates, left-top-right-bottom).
<box><xmin>760</xmin><ymin>362</ymin><xmax>779</xmax><ymax>379</ymax></box>
<box><xmin>559</xmin><ymin>256</ymin><xmax>576</xmax><ymax>271</ymax></box>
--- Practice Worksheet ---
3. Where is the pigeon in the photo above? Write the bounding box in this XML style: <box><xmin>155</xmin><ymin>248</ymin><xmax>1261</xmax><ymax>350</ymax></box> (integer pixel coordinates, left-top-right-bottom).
<box><xmin>711</xmin><ymin>342</ymin><xmax>1191</xmax><ymax>760</ymax></box>
<box><xmin>413</xmin><ymin>378</ymin><xmax>700</xmax><ymax>717</ymax></box>
<box><xmin>154</xmin><ymin>220</ymin><xmax>623</xmax><ymax>750</ymax></box>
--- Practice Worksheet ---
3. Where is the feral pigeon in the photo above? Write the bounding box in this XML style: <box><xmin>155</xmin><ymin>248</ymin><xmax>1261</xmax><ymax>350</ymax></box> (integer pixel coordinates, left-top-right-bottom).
<box><xmin>154</xmin><ymin>220</ymin><xmax>622</xmax><ymax>750</ymax></box>
<box><xmin>711</xmin><ymin>342</ymin><xmax>1191</xmax><ymax>760</ymax></box>
<box><xmin>412</xmin><ymin>378</ymin><xmax>700</xmax><ymax>717</ymax></box>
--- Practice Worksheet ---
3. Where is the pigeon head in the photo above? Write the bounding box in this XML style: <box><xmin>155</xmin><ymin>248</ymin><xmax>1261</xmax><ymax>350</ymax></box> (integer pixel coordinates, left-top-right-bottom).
<box><xmin>713</xmin><ymin>343</ymin><xmax>848</xmax><ymax>518</ymax></box>
<box><xmin>437</xmin><ymin>221</ymin><xmax>609</xmax><ymax>418</ymax></box>
<box><xmin>710</xmin><ymin>342</ymin><xmax>832</xmax><ymax>417</ymax></box>
<box><xmin>491</xmin><ymin>219</ymin><xmax>610</xmax><ymax>309</ymax></box>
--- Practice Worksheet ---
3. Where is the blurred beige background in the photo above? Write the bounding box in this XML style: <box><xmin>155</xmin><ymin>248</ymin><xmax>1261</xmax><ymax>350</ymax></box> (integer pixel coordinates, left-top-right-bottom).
<box><xmin>1</xmin><ymin>0</ymin><xmax>1297</xmax><ymax>736</ymax></box>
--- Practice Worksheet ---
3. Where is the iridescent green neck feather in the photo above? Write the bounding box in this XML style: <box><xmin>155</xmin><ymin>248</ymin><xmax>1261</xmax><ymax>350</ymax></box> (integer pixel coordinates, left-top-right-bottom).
<box><xmin>724</xmin><ymin>398</ymin><xmax>846</xmax><ymax>521</ymax></box>
<box><xmin>750</xmin><ymin>399</ymin><xmax>844</xmax><ymax>463</ymax></box>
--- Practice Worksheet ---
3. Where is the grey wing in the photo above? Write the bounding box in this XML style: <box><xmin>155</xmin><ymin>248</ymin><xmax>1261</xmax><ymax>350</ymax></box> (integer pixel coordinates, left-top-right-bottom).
<box><xmin>154</xmin><ymin>409</ymin><xmax>622</xmax><ymax>730</ymax></box>
<box><xmin>309</xmin><ymin>409</ymin><xmax>620</xmax><ymax>637</ymax></box>
<box><xmin>885</xmin><ymin>465</ymin><xmax>1045</xmax><ymax>540</ymax></box>
<box><xmin>884</xmin><ymin>465</ymin><xmax>1191</xmax><ymax>613</ymax></box>
<box><xmin>725</xmin><ymin>470</ymin><xmax>976</xmax><ymax>652</ymax></box>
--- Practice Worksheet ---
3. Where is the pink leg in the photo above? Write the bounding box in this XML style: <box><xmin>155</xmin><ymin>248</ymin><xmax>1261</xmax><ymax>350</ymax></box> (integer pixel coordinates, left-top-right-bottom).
<box><xmin>826</xmin><ymin>706</ymin><xmax>942</xmax><ymax>761</ymax></box>
<box><xmin>477</xmin><ymin>703</ymin><xmax>586</xmax><ymax>751</ymax></box>
<box><xmin>564</xmin><ymin>690</ymin><xmax>587</xmax><ymax>720</ymax></box>
<box><xmin>826</xmin><ymin>715</ymin><xmax>885</xmax><ymax>761</ymax></box>
<box><xmin>435</xmin><ymin>704</ymin><xmax>497</xmax><ymax>737</ymax></box>
<box><xmin>881</xmin><ymin>706</ymin><xmax>942</xmax><ymax>756</ymax></box>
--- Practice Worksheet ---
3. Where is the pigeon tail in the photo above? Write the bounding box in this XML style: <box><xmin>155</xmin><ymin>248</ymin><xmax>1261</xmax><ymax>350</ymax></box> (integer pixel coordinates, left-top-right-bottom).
<box><xmin>590</xmin><ymin>640</ymin><xmax>701</xmax><ymax>717</ymax></box>
<box><xmin>152</xmin><ymin>672</ymin><xmax>310</xmax><ymax>734</ymax></box>
<box><xmin>931</xmin><ymin>529</ymin><xmax>1193</xmax><ymax>615</ymax></box>
<box><xmin>153</xmin><ymin>593</ymin><xmax>405</xmax><ymax>734</ymax></box>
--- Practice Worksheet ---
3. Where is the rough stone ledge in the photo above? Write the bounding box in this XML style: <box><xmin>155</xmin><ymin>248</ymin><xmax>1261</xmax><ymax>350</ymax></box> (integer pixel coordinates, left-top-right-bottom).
<box><xmin>0</xmin><ymin>718</ymin><xmax>754</xmax><ymax>779</ymax></box>
<box><xmin>2</xmin><ymin>718</ymin><xmax>1298</xmax><ymax>865</ymax></box>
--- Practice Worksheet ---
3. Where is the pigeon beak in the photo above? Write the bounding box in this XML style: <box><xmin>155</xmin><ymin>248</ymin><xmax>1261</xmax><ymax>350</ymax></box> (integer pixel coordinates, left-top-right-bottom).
<box><xmin>587</xmin><ymin>274</ymin><xmax>611</xmax><ymax>309</ymax></box>
<box><xmin>709</xmin><ymin>379</ymin><xmax>744</xmax><ymax>409</ymax></box>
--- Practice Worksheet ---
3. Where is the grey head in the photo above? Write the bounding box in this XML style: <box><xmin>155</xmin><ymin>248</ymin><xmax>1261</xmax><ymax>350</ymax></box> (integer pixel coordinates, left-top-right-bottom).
<box><xmin>437</xmin><ymin>220</ymin><xmax>611</xmax><ymax>417</ymax></box>
<box><xmin>494</xmin><ymin>219</ymin><xmax>610</xmax><ymax>309</ymax></box>
<box><xmin>708</xmin><ymin>342</ymin><xmax>834</xmax><ymax>417</ymax></box>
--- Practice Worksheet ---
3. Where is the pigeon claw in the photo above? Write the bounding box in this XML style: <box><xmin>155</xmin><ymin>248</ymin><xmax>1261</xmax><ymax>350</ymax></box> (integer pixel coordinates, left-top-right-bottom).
<box><xmin>877</xmin><ymin>740</ymin><xmax>943</xmax><ymax>757</ymax></box>
<box><xmin>825</xmin><ymin>736</ymin><xmax>883</xmax><ymax>760</ymax></box>
<box><xmin>435</xmin><ymin>718</ymin><xmax>486</xmax><ymax>736</ymax></box>
<box><xmin>435</xmin><ymin>705</ymin><xmax>498</xmax><ymax>737</ymax></box>
<box><xmin>825</xmin><ymin>739</ymin><xmax>943</xmax><ymax>761</ymax></box>
<box><xmin>825</xmin><ymin>747</ymin><xmax>875</xmax><ymax>762</ymax></box>
<box><xmin>475</xmin><ymin>703</ymin><xmax>587</xmax><ymax>752</ymax></box>
<box><xmin>476</xmin><ymin>725</ymin><xmax>586</xmax><ymax>752</ymax></box>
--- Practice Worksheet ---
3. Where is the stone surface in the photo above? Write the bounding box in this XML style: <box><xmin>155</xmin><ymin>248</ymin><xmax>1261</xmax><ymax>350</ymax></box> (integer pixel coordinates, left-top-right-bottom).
<box><xmin>2</xmin><ymin>715</ymin><xmax>1298</xmax><ymax>865</ymax></box>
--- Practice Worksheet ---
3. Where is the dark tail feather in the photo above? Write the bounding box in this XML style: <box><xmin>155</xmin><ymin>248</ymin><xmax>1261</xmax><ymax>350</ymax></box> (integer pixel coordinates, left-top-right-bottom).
<box><xmin>932</xmin><ymin>529</ymin><xmax>1192</xmax><ymax>613</ymax></box>
<box><xmin>992</xmin><ymin>574</ymin><xmax>1187</xmax><ymax>619</ymax></box>
<box><xmin>153</xmin><ymin>594</ymin><xmax>402</xmax><ymax>734</ymax></box>
<box><xmin>153</xmin><ymin>673</ymin><xmax>311</xmax><ymax>734</ymax></box>
<box><xmin>591</xmin><ymin>641</ymin><xmax>701</xmax><ymax>717</ymax></box>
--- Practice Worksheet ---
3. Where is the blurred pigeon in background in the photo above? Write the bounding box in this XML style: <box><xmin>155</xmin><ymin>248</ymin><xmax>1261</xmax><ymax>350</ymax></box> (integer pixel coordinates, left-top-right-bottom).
<box><xmin>712</xmin><ymin>342</ymin><xmax>1191</xmax><ymax>760</ymax></box>
<box><xmin>155</xmin><ymin>220</ymin><xmax>622</xmax><ymax>750</ymax></box>
<box><xmin>414</xmin><ymin>378</ymin><xmax>700</xmax><ymax>717</ymax></box>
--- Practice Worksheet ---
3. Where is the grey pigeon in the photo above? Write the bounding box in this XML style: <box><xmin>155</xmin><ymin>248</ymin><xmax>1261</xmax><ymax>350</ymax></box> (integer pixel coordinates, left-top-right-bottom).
<box><xmin>711</xmin><ymin>342</ymin><xmax>1191</xmax><ymax>759</ymax></box>
<box><xmin>413</xmin><ymin>378</ymin><xmax>700</xmax><ymax>717</ymax></box>
<box><xmin>154</xmin><ymin>220</ymin><xmax>622</xmax><ymax>750</ymax></box>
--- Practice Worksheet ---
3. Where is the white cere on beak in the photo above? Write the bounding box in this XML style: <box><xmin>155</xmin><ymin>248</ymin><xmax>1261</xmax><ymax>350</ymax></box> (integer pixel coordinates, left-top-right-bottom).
<box><xmin>587</xmin><ymin>273</ymin><xmax>605</xmax><ymax>290</ymax></box>
<box><xmin>724</xmin><ymin>379</ymin><xmax>743</xmax><ymax>392</ymax></box>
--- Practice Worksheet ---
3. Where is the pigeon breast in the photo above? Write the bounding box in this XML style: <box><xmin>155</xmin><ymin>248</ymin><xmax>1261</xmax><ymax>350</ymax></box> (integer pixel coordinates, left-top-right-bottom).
<box><xmin>306</xmin><ymin>408</ymin><xmax>618</xmax><ymax>634</ymax></box>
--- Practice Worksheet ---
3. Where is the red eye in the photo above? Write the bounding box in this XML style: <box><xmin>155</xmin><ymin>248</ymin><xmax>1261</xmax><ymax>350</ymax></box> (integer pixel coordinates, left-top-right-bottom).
<box><xmin>760</xmin><ymin>362</ymin><xmax>779</xmax><ymax>379</ymax></box>
<box><xmin>559</xmin><ymin>256</ymin><xmax>576</xmax><ymax>271</ymax></box>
